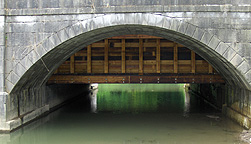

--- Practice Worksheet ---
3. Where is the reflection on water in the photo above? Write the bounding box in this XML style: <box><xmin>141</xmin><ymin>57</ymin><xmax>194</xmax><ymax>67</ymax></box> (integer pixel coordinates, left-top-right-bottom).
<box><xmin>0</xmin><ymin>84</ymin><xmax>245</xmax><ymax>144</ymax></box>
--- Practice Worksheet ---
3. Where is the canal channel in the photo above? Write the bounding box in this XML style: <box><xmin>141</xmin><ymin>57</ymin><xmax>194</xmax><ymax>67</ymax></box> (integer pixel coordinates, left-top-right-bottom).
<box><xmin>0</xmin><ymin>84</ymin><xmax>245</xmax><ymax>144</ymax></box>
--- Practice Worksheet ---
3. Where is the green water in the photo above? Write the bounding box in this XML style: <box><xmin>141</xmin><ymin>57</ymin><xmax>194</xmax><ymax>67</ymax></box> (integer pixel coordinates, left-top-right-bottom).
<box><xmin>0</xmin><ymin>84</ymin><xmax>245</xmax><ymax>144</ymax></box>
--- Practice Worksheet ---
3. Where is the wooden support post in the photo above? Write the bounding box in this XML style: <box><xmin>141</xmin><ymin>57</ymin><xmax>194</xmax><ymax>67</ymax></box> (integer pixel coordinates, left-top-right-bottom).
<box><xmin>70</xmin><ymin>55</ymin><xmax>75</xmax><ymax>74</ymax></box>
<box><xmin>156</xmin><ymin>39</ymin><xmax>161</xmax><ymax>73</ymax></box>
<box><xmin>139</xmin><ymin>39</ymin><xmax>143</xmax><ymax>74</ymax></box>
<box><xmin>121</xmin><ymin>39</ymin><xmax>126</xmax><ymax>73</ymax></box>
<box><xmin>104</xmin><ymin>39</ymin><xmax>109</xmax><ymax>73</ymax></box>
<box><xmin>209</xmin><ymin>64</ymin><xmax>213</xmax><ymax>74</ymax></box>
<box><xmin>191</xmin><ymin>51</ymin><xmax>196</xmax><ymax>73</ymax></box>
<box><xmin>174</xmin><ymin>43</ymin><xmax>178</xmax><ymax>73</ymax></box>
<box><xmin>87</xmin><ymin>45</ymin><xmax>92</xmax><ymax>73</ymax></box>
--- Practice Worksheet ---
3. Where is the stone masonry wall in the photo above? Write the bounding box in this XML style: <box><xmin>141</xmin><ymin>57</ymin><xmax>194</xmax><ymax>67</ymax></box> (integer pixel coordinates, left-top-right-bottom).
<box><xmin>3</xmin><ymin>2</ymin><xmax>251</xmax><ymax>91</ymax></box>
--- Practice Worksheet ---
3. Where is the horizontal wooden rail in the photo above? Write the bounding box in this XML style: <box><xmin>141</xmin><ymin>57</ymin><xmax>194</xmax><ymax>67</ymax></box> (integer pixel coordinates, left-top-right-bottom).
<box><xmin>48</xmin><ymin>74</ymin><xmax>225</xmax><ymax>84</ymax></box>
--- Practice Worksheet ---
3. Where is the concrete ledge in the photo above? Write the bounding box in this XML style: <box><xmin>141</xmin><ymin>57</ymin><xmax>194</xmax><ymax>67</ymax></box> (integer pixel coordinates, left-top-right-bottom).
<box><xmin>0</xmin><ymin>105</ymin><xmax>49</xmax><ymax>132</ymax></box>
<box><xmin>222</xmin><ymin>104</ymin><xmax>251</xmax><ymax>129</ymax></box>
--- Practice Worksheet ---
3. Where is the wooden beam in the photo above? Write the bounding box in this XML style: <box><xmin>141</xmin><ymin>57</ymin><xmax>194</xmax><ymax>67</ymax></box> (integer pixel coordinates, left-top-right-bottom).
<box><xmin>191</xmin><ymin>51</ymin><xmax>195</xmax><ymax>73</ymax></box>
<box><xmin>209</xmin><ymin>64</ymin><xmax>213</xmax><ymax>74</ymax></box>
<box><xmin>48</xmin><ymin>74</ymin><xmax>225</xmax><ymax>84</ymax></box>
<box><xmin>104</xmin><ymin>39</ymin><xmax>109</xmax><ymax>73</ymax></box>
<box><xmin>121</xmin><ymin>39</ymin><xmax>126</xmax><ymax>73</ymax></box>
<box><xmin>70</xmin><ymin>55</ymin><xmax>75</xmax><ymax>74</ymax></box>
<box><xmin>87</xmin><ymin>45</ymin><xmax>92</xmax><ymax>73</ymax></box>
<box><xmin>156</xmin><ymin>39</ymin><xmax>161</xmax><ymax>73</ymax></box>
<box><xmin>139</xmin><ymin>39</ymin><xmax>143</xmax><ymax>74</ymax></box>
<box><xmin>174</xmin><ymin>43</ymin><xmax>178</xmax><ymax>73</ymax></box>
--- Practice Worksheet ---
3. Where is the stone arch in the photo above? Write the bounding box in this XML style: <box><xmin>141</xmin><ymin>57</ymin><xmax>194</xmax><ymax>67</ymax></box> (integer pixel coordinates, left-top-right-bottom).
<box><xmin>6</xmin><ymin>13</ymin><xmax>251</xmax><ymax>95</ymax></box>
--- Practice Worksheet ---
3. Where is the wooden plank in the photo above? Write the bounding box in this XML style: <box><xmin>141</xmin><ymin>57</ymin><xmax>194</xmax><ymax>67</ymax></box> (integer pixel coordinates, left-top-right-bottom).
<box><xmin>70</xmin><ymin>55</ymin><xmax>75</xmax><ymax>74</ymax></box>
<box><xmin>47</xmin><ymin>74</ymin><xmax>225</xmax><ymax>84</ymax></box>
<box><xmin>209</xmin><ymin>64</ymin><xmax>213</xmax><ymax>74</ymax></box>
<box><xmin>104</xmin><ymin>39</ymin><xmax>109</xmax><ymax>73</ymax></box>
<box><xmin>156</xmin><ymin>39</ymin><xmax>161</xmax><ymax>73</ymax></box>
<box><xmin>174</xmin><ymin>43</ymin><xmax>178</xmax><ymax>73</ymax></box>
<box><xmin>139</xmin><ymin>39</ymin><xmax>143</xmax><ymax>74</ymax></box>
<box><xmin>191</xmin><ymin>51</ymin><xmax>196</xmax><ymax>73</ymax></box>
<box><xmin>122</xmin><ymin>39</ymin><xmax>126</xmax><ymax>73</ymax></box>
<box><xmin>87</xmin><ymin>45</ymin><xmax>92</xmax><ymax>73</ymax></box>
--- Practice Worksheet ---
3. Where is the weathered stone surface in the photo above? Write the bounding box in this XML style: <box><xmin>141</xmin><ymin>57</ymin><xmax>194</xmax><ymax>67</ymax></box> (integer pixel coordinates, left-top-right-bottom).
<box><xmin>223</xmin><ymin>47</ymin><xmax>237</xmax><ymax>62</ymax></box>
<box><xmin>1</xmin><ymin>2</ymin><xmax>251</xmax><ymax>131</ymax></box>
<box><xmin>201</xmin><ymin>32</ymin><xmax>213</xmax><ymax>45</ymax></box>
<box><xmin>208</xmin><ymin>36</ymin><xmax>221</xmax><ymax>50</ymax></box>
<box><xmin>237</xmin><ymin>61</ymin><xmax>250</xmax><ymax>75</ymax></box>
<box><xmin>230</xmin><ymin>54</ymin><xmax>244</xmax><ymax>67</ymax></box>
<box><xmin>192</xmin><ymin>28</ymin><xmax>205</xmax><ymax>41</ymax></box>
<box><xmin>215</xmin><ymin>42</ymin><xmax>229</xmax><ymax>56</ymax></box>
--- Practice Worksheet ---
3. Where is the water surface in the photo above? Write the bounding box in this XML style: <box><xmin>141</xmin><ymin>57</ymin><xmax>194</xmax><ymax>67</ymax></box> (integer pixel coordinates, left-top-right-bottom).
<box><xmin>0</xmin><ymin>84</ymin><xmax>245</xmax><ymax>144</ymax></box>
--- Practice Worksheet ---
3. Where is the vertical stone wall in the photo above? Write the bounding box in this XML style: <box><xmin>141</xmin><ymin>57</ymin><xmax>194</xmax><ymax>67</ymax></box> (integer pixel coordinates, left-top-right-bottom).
<box><xmin>189</xmin><ymin>84</ymin><xmax>225</xmax><ymax>109</ymax></box>
<box><xmin>0</xmin><ymin>0</ymin><xmax>5</xmax><ymax>92</ymax></box>
<box><xmin>0</xmin><ymin>0</ymin><xmax>7</xmax><ymax>128</ymax></box>
<box><xmin>3</xmin><ymin>84</ymin><xmax>90</xmax><ymax>131</ymax></box>
<box><xmin>190</xmin><ymin>83</ymin><xmax>251</xmax><ymax>128</ymax></box>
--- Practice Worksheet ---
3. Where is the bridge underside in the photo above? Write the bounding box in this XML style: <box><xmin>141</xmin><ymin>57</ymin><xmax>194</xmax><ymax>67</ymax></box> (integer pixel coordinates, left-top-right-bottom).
<box><xmin>48</xmin><ymin>35</ymin><xmax>224</xmax><ymax>84</ymax></box>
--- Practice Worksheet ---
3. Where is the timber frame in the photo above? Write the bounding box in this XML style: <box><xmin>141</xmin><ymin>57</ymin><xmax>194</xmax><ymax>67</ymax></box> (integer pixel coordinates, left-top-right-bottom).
<box><xmin>48</xmin><ymin>35</ymin><xmax>225</xmax><ymax>84</ymax></box>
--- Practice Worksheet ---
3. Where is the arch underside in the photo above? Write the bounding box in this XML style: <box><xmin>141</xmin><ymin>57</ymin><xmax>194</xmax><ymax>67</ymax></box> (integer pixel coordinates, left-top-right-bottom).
<box><xmin>11</xmin><ymin>25</ymin><xmax>249</xmax><ymax>95</ymax></box>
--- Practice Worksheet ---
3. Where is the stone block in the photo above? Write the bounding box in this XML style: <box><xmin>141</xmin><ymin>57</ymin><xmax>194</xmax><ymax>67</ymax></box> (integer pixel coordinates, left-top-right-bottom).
<box><xmin>245</xmin><ymin>70</ymin><xmax>251</xmax><ymax>83</ymax></box>
<box><xmin>6</xmin><ymin>72</ymin><xmax>20</xmax><ymax>90</ymax></box>
<box><xmin>29</xmin><ymin>0</ymin><xmax>39</xmax><ymax>8</ymax></box>
<box><xmin>62</xmin><ymin>0</ymin><xmax>73</xmax><ymax>8</ymax></box>
<box><xmin>230</xmin><ymin>54</ymin><xmax>243</xmax><ymax>67</ymax></box>
<box><xmin>177</xmin><ymin>21</ymin><xmax>188</xmax><ymax>34</ymax></box>
<box><xmin>5</xmin><ymin>80</ymin><xmax>14</xmax><ymax>93</ymax></box>
<box><xmin>200</xmin><ymin>32</ymin><xmax>213</xmax><ymax>45</ymax></box>
<box><xmin>170</xmin><ymin>19</ymin><xmax>180</xmax><ymax>32</ymax></box>
<box><xmin>136</xmin><ymin>13</ymin><xmax>148</xmax><ymax>26</ymax></box>
<box><xmin>236</xmin><ymin>43</ymin><xmax>251</xmax><ymax>59</ymax></box>
<box><xmin>185</xmin><ymin>23</ymin><xmax>196</xmax><ymax>37</ymax></box>
<box><xmin>155</xmin><ymin>14</ymin><xmax>165</xmax><ymax>28</ymax></box>
<box><xmin>192</xmin><ymin>28</ymin><xmax>205</xmax><ymax>41</ymax></box>
<box><xmin>215</xmin><ymin>42</ymin><xmax>229</xmax><ymax>56</ymax></box>
<box><xmin>223</xmin><ymin>47</ymin><xmax>237</xmax><ymax>62</ymax></box>
<box><xmin>124</xmin><ymin>13</ymin><xmax>137</xmax><ymax>25</ymax></box>
<box><xmin>34</xmin><ymin>44</ymin><xmax>46</xmax><ymax>58</ymax></box>
<box><xmin>237</xmin><ymin>30</ymin><xmax>251</xmax><ymax>43</ymax></box>
<box><xmin>27</xmin><ymin>50</ymin><xmax>41</xmax><ymax>64</ymax></box>
<box><xmin>208</xmin><ymin>36</ymin><xmax>221</xmax><ymax>50</ymax></box>
<box><xmin>70</xmin><ymin>22</ymin><xmax>84</xmax><ymax>37</ymax></box>
<box><xmin>42</xmin><ymin>37</ymin><xmax>56</xmax><ymax>52</ymax></box>
<box><xmin>48</xmin><ymin>34</ymin><xmax>61</xmax><ymax>48</ymax></box>
<box><xmin>237</xmin><ymin>61</ymin><xmax>250</xmax><ymax>75</ymax></box>
<box><xmin>20</xmin><ymin>56</ymin><xmax>33</xmax><ymax>71</ymax></box>
<box><xmin>42</xmin><ymin>0</ymin><xmax>59</xmax><ymax>8</ymax></box>
<box><xmin>6</xmin><ymin>33</ymin><xmax>35</xmax><ymax>47</ymax></box>
<box><xmin>162</xmin><ymin>17</ymin><xmax>172</xmax><ymax>30</ymax></box>
<box><xmin>13</xmin><ymin>62</ymin><xmax>27</xmax><ymax>78</ymax></box>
